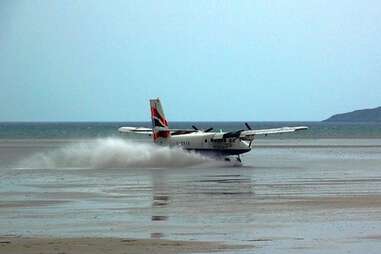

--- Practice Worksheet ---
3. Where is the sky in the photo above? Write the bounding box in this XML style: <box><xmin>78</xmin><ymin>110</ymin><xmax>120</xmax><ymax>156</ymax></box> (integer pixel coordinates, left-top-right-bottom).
<box><xmin>1</xmin><ymin>0</ymin><xmax>381</xmax><ymax>121</ymax></box>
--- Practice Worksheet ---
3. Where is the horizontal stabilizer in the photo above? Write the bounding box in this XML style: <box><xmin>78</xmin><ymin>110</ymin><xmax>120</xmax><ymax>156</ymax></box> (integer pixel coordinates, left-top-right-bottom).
<box><xmin>118</xmin><ymin>127</ymin><xmax>152</xmax><ymax>135</ymax></box>
<box><xmin>118</xmin><ymin>126</ymin><xmax>197</xmax><ymax>136</ymax></box>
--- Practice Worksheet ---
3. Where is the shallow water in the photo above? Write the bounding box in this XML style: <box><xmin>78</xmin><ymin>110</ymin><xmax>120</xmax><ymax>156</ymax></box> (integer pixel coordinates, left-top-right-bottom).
<box><xmin>1</xmin><ymin>138</ymin><xmax>381</xmax><ymax>253</ymax></box>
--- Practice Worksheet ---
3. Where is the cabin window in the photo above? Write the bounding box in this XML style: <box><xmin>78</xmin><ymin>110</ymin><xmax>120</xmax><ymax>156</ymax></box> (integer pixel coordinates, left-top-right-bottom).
<box><xmin>204</xmin><ymin>139</ymin><xmax>207</xmax><ymax>143</ymax></box>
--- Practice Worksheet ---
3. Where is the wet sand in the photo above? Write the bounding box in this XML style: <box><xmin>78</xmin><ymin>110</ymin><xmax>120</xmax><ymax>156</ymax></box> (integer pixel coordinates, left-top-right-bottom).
<box><xmin>1</xmin><ymin>138</ymin><xmax>381</xmax><ymax>253</ymax></box>
<box><xmin>0</xmin><ymin>237</ymin><xmax>248</xmax><ymax>254</ymax></box>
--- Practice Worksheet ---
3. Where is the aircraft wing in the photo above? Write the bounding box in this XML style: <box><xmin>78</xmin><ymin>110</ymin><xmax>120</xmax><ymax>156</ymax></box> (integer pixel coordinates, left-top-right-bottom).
<box><xmin>212</xmin><ymin>126</ymin><xmax>308</xmax><ymax>140</ymax></box>
<box><xmin>119</xmin><ymin>125</ymin><xmax>308</xmax><ymax>139</ymax></box>
<box><xmin>239</xmin><ymin>126</ymin><xmax>308</xmax><ymax>140</ymax></box>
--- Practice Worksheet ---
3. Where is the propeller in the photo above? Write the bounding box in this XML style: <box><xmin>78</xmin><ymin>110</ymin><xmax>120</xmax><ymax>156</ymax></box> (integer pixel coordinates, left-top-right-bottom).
<box><xmin>204</xmin><ymin>127</ymin><xmax>214</xmax><ymax>133</ymax></box>
<box><xmin>245</xmin><ymin>122</ymin><xmax>254</xmax><ymax>147</ymax></box>
<box><xmin>192</xmin><ymin>125</ymin><xmax>213</xmax><ymax>133</ymax></box>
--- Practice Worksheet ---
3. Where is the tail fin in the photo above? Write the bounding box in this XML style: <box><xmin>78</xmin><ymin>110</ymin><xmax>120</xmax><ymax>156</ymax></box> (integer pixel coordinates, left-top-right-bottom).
<box><xmin>150</xmin><ymin>98</ymin><xmax>171</xmax><ymax>142</ymax></box>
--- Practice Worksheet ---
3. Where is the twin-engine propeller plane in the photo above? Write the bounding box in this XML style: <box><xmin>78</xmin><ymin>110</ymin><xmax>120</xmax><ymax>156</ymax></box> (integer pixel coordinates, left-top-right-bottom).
<box><xmin>118</xmin><ymin>98</ymin><xmax>308</xmax><ymax>163</ymax></box>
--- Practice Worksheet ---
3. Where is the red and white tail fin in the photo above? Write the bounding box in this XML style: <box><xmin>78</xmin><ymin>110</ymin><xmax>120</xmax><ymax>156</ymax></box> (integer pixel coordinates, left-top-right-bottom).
<box><xmin>150</xmin><ymin>98</ymin><xmax>171</xmax><ymax>143</ymax></box>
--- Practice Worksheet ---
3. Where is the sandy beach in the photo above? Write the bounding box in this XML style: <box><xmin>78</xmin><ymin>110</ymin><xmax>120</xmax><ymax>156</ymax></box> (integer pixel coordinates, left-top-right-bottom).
<box><xmin>1</xmin><ymin>138</ymin><xmax>381</xmax><ymax>253</ymax></box>
<box><xmin>0</xmin><ymin>237</ymin><xmax>249</xmax><ymax>254</ymax></box>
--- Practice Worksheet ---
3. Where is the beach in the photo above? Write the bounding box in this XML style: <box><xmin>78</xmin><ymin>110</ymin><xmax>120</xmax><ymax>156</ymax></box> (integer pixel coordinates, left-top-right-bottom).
<box><xmin>0</xmin><ymin>237</ymin><xmax>247</xmax><ymax>254</ymax></box>
<box><xmin>1</xmin><ymin>137</ymin><xmax>381</xmax><ymax>253</ymax></box>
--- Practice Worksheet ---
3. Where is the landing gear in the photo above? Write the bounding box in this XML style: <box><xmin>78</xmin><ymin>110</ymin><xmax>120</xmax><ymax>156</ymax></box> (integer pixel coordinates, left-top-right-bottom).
<box><xmin>223</xmin><ymin>155</ymin><xmax>242</xmax><ymax>165</ymax></box>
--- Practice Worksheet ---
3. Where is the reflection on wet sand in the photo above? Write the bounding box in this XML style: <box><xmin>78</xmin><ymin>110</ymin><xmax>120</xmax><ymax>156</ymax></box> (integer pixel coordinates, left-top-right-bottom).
<box><xmin>148</xmin><ymin>171</ymin><xmax>256</xmax><ymax>240</ymax></box>
<box><xmin>151</xmin><ymin>173</ymin><xmax>170</xmax><ymax>239</ymax></box>
<box><xmin>192</xmin><ymin>174</ymin><xmax>254</xmax><ymax>195</ymax></box>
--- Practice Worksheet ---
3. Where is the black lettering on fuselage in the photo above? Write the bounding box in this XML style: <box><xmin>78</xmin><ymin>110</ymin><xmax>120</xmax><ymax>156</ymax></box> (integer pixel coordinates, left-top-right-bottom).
<box><xmin>176</xmin><ymin>141</ymin><xmax>190</xmax><ymax>146</ymax></box>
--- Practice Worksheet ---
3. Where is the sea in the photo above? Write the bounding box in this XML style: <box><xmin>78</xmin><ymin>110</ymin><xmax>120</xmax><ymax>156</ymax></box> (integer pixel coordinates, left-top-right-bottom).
<box><xmin>1</xmin><ymin>121</ymin><xmax>381</xmax><ymax>253</ymax></box>
<box><xmin>1</xmin><ymin>121</ymin><xmax>381</xmax><ymax>139</ymax></box>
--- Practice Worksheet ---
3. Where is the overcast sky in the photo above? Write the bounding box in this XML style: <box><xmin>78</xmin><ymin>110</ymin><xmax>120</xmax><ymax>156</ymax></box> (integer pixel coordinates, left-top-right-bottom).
<box><xmin>1</xmin><ymin>1</ymin><xmax>380</xmax><ymax>121</ymax></box>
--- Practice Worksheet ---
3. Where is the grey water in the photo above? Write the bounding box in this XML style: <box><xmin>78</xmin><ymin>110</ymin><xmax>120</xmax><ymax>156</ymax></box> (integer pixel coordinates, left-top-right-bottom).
<box><xmin>1</xmin><ymin>122</ymin><xmax>381</xmax><ymax>253</ymax></box>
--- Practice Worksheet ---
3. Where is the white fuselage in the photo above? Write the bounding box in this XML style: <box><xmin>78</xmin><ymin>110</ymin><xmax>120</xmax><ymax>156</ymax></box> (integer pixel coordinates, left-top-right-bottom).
<box><xmin>155</xmin><ymin>132</ymin><xmax>251</xmax><ymax>157</ymax></box>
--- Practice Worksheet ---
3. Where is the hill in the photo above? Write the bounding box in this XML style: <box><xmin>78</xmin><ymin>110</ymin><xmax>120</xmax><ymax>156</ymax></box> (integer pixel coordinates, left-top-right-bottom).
<box><xmin>324</xmin><ymin>107</ymin><xmax>381</xmax><ymax>122</ymax></box>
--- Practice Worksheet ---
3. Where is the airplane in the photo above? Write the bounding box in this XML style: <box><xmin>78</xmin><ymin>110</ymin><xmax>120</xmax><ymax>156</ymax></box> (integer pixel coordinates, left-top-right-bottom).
<box><xmin>118</xmin><ymin>98</ymin><xmax>308</xmax><ymax>163</ymax></box>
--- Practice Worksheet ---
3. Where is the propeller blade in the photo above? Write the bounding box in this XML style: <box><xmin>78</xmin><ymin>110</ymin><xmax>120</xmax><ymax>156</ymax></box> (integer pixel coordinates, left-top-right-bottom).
<box><xmin>192</xmin><ymin>125</ymin><xmax>199</xmax><ymax>130</ymax></box>
<box><xmin>245</xmin><ymin>122</ymin><xmax>252</xmax><ymax>130</ymax></box>
<box><xmin>204</xmin><ymin>127</ymin><xmax>214</xmax><ymax>133</ymax></box>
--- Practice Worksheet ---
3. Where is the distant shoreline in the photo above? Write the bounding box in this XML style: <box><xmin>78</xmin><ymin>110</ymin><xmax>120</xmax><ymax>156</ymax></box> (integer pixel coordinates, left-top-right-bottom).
<box><xmin>324</xmin><ymin>106</ymin><xmax>381</xmax><ymax>122</ymax></box>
